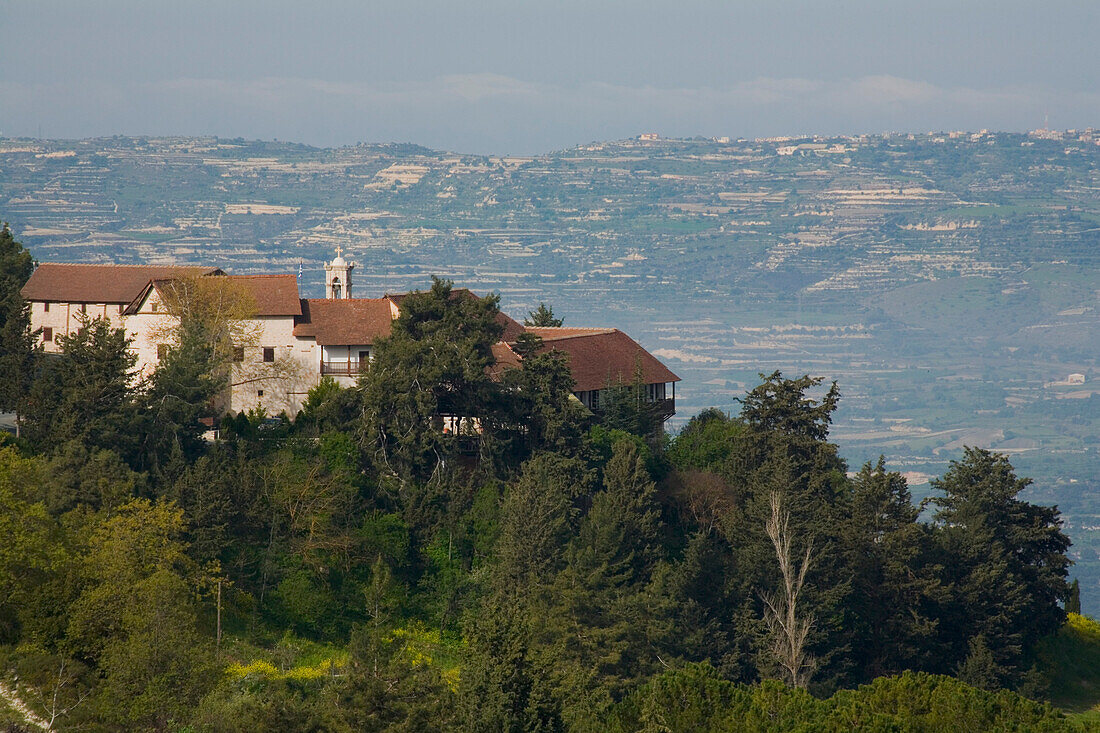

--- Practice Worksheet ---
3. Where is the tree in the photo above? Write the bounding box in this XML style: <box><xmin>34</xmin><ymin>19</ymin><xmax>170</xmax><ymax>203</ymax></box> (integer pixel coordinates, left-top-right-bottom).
<box><xmin>19</xmin><ymin>315</ymin><xmax>138</xmax><ymax>456</ymax></box>
<box><xmin>760</xmin><ymin>489</ymin><xmax>816</xmax><ymax>689</ymax></box>
<box><xmin>0</xmin><ymin>448</ymin><xmax>63</xmax><ymax>645</ymax></box>
<box><xmin>844</xmin><ymin>458</ymin><xmax>944</xmax><ymax>679</ymax></box>
<box><xmin>0</xmin><ymin>223</ymin><xmax>37</xmax><ymax>412</ymax></box>
<box><xmin>1066</xmin><ymin>579</ymin><xmax>1082</xmax><ymax>615</ymax></box>
<box><xmin>524</xmin><ymin>302</ymin><xmax>563</xmax><ymax>327</ymax></box>
<box><xmin>149</xmin><ymin>274</ymin><xmax>259</xmax><ymax>373</ymax></box>
<box><xmin>739</xmin><ymin>371</ymin><xmax>840</xmax><ymax>463</ymax></box>
<box><xmin>731</xmin><ymin>373</ymin><xmax>852</xmax><ymax>689</ymax></box>
<box><xmin>65</xmin><ymin>498</ymin><xmax>216</xmax><ymax>728</ymax></box>
<box><xmin>498</xmin><ymin>349</ymin><xmax>586</xmax><ymax>457</ymax></box>
<box><xmin>136</xmin><ymin>316</ymin><xmax>223</xmax><ymax>473</ymax></box>
<box><xmin>357</xmin><ymin>277</ymin><xmax>504</xmax><ymax>488</ymax></box>
<box><xmin>931</xmin><ymin>448</ymin><xmax>1071</xmax><ymax>687</ymax></box>
<box><xmin>597</xmin><ymin>362</ymin><xmax>665</xmax><ymax>441</ymax></box>
<box><xmin>149</xmin><ymin>274</ymin><xmax>306</xmax><ymax>411</ymax></box>
<box><xmin>542</xmin><ymin>440</ymin><xmax>666</xmax><ymax>724</ymax></box>
<box><xmin>459</xmin><ymin>454</ymin><xmax>588</xmax><ymax>730</ymax></box>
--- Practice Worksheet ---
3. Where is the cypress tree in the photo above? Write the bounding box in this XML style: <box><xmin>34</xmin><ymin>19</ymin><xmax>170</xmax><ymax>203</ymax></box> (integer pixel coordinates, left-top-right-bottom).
<box><xmin>0</xmin><ymin>223</ymin><xmax>37</xmax><ymax>412</ymax></box>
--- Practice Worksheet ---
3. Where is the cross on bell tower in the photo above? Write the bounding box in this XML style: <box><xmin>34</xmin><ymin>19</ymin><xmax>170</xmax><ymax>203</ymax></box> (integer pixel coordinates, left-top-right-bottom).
<box><xmin>324</xmin><ymin>246</ymin><xmax>354</xmax><ymax>299</ymax></box>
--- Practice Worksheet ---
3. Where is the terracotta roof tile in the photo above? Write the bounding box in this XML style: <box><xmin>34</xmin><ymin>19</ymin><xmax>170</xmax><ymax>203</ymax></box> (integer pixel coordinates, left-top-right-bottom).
<box><xmin>225</xmin><ymin>274</ymin><xmax>302</xmax><ymax>316</ymax></box>
<box><xmin>519</xmin><ymin>327</ymin><xmax>680</xmax><ymax>392</ymax></box>
<box><xmin>489</xmin><ymin>341</ymin><xmax>522</xmax><ymax>379</ymax></box>
<box><xmin>20</xmin><ymin>263</ymin><xmax>221</xmax><ymax>304</ymax></box>
<box><xmin>294</xmin><ymin>298</ymin><xmax>395</xmax><ymax>345</ymax></box>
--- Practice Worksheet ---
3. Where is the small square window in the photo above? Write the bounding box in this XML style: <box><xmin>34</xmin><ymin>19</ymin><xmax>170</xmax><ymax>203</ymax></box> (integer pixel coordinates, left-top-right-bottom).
<box><xmin>257</xmin><ymin>389</ymin><xmax>264</xmax><ymax>397</ymax></box>
<box><xmin>157</xmin><ymin>344</ymin><xmax>168</xmax><ymax>360</ymax></box>
<box><xmin>262</xmin><ymin>347</ymin><xmax>275</xmax><ymax>363</ymax></box>
<box><xmin>43</xmin><ymin>301</ymin><xmax>50</xmax><ymax>312</ymax></box>
<box><xmin>42</xmin><ymin>327</ymin><xmax>53</xmax><ymax>342</ymax></box>
<box><xmin>233</xmin><ymin>346</ymin><xmax>244</xmax><ymax>362</ymax></box>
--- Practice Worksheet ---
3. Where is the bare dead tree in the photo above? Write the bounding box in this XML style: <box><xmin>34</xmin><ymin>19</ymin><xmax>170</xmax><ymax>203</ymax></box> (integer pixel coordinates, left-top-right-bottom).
<box><xmin>760</xmin><ymin>489</ymin><xmax>816</xmax><ymax>689</ymax></box>
<box><xmin>29</xmin><ymin>657</ymin><xmax>90</xmax><ymax>731</ymax></box>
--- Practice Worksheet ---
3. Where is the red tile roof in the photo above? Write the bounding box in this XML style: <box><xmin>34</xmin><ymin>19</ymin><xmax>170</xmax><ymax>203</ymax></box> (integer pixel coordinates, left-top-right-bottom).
<box><xmin>293</xmin><ymin>298</ymin><xmax>395</xmax><ymax>345</ymax></box>
<box><xmin>489</xmin><ymin>341</ymin><xmax>522</xmax><ymax>379</ymax></box>
<box><xmin>124</xmin><ymin>273</ymin><xmax>302</xmax><ymax>317</ymax></box>
<box><xmin>520</xmin><ymin>327</ymin><xmax>680</xmax><ymax>392</ymax></box>
<box><xmin>225</xmin><ymin>274</ymin><xmax>302</xmax><ymax>317</ymax></box>
<box><xmin>20</xmin><ymin>263</ymin><xmax>221</xmax><ymax>304</ymax></box>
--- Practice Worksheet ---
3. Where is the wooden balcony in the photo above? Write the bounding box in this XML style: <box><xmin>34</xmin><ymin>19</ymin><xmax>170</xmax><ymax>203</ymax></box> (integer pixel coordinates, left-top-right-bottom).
<box><xmin>654</xmin><ymin>397</ymin><xmax>676</xmax><ymax>422</ymax></box>
<box><xmin>320</xmin><ymin>360</ymin><xmax>365</xmax><ymax>376</ymax></box>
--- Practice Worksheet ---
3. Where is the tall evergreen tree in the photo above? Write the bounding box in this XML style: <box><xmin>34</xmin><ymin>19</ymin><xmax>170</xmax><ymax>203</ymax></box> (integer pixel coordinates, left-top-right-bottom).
<box><xmin>20</xmin><ymin>316</ymin><xmax>138</xmax><ymax>456</ymax></box>
<box><xmin>0</xmin><ymin>223</ymin><xmax>37</xmax><ymax>412</ymax></box>
<box><xmin>931</xmin><ymin>447</ymin><xmax>1071</xmax><ymax>687</ymax></box>
<box><xmin>460</xmin><ymin>453</ymin><xmax>587</xmax><ymax>731</ymax></box>
<box><xmin>844</xmin><ymin>458</ymin><xmax>944</xmax><ymax>679</ymax></box>
<box><xmin>499</xmin><ymin>349</ymin><xmax>586</xmax><ymax>458</ymax></box>
<box><xmin>136</xmin><ymin>317</ymin><xmax>222</xmax><ymax>473</ymax></box>
<box><xmin>542</xmin><ymin>440</ymin><xmax>667</xmax><ymax>726</ymax></box>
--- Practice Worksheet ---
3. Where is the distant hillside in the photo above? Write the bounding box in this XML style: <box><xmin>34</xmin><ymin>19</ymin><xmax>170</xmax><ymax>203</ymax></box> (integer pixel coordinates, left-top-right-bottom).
<box><xmin>3</xmin><ymin>131</ymin><xmax>1100</xmax><ymax>609</ymax></box>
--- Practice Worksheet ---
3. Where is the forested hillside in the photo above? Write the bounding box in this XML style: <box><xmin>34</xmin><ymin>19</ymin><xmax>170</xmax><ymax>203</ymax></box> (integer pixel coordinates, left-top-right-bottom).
<box><xmin>0</xmin><ymin>226</ymin><xmax>1093</xmax><ymax>730</ymax></box>
<box><xmin>4</xmin><ymin>132</ymin><xmax>1100</xmax><ymax>610</ymax></box>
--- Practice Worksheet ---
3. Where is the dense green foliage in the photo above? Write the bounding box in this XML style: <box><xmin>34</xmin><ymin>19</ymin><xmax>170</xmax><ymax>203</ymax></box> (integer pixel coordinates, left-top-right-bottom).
<box><xmin>606</xmin><ymin>665</ymin><xmax>1082</xmax><ymax>732</ymax></box>
<box><xmin>0</xmin><ymin>238</ymin><xmax>1084</xmax><ymax>729</ymax></box>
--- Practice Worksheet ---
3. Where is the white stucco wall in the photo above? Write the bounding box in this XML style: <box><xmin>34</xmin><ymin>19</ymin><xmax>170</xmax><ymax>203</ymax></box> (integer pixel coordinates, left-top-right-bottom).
<box><xmin>28</xmin><ymin>291</ymin><xmax>383</xmax><ymax>419</ymax></box>
<box><xmin>30</xmin><ymin>300</ymin><xmax>127</xmax><ymax>352</ymax></box>
<box><xmin>228</xmin><ymin>316</ymin><xmax>318</xmax><ymax>417</ymax></box>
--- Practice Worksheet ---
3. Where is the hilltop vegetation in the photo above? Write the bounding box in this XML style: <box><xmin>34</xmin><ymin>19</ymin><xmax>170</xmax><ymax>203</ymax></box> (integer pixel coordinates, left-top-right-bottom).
<box><xmin>0</xmin><ymin>230</ymin><xmax>1091</xmax><ymax>730</ymax></box>
<box><xmin>2</xmin><ymin>130</ymin><xmax>1099</xmax><ymax>610</ymax></box>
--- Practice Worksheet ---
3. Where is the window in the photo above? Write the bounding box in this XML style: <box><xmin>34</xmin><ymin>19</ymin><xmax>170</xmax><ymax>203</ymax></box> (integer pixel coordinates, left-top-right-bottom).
<box><xmin>263</xmin><ymin>347</ymin><xmax>275</xmax><ymax>363</ymax></box>
<box><xmin>233</xmin><ymin>346</ymin><xmax>244</xmax><ymax>362</ymax></box>
<box><xmin>157</xmin><ymin>344</ymin><xmax>168</xmax><ymax>360</ymax></box>
<box><xmin>117</xmin><ymin>304</ymin><xmax>124</xmax><ymax>314</ymax></box>
<box><xmin>42</xmin><ymin>327</ymin><xmax>52</xmax><ymax>342</ymax></box>
<box><xmin>43</xmin><ymin>301</ymin><xmax>50</xmax><ymax>312</ymax></box>
<box><xmin>151</xmin><ymin>302</ymin><xmax>158</xmax><ymax>313</ymax></box>
<box><xmin>257</xmin><ymin>389</ymin><xmax>264</xmax><ymax>397</ymax></box>
<box><xmin>80</xmin><ymin>303</ymin><xmax>87</xmax><ymax>314</ymax></box>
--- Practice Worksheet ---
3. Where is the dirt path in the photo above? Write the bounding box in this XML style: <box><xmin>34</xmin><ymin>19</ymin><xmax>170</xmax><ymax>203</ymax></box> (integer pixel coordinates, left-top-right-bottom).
<box><xmin>0</xmin><ymin>681</ymin><xmax>48</xmax><ymax>731</ymax></box>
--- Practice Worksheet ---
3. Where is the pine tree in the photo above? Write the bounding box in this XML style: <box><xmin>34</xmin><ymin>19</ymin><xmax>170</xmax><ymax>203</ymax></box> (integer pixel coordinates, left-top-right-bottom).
<box><xmin>844</xmin><ymin>458</ymin><xmax>944</xmax><ymax>679</ymax></box>
<box><xmin>543</xmin><ymin>440</ymin><xmax>665</xmax><ymax>725</ymax></box>
<box><xmin>524</xmin><ymin>302</ymin><xmax>563</xmax><ymax>327</ymax></box>
<box><xmin>931</xmin><ymin>447</ymin><xmax>1071</xmax><ymax>687</ymax></box>
<box><xmin>20</xmin><ymin>316</ymin><xmax>138</xmax><ymax>456</ymax></box>
<box><xmin>1066</xmin><ymin>579</ymin><xmax>1082</xmax><ymax>615</ymax></box>
<box><xmin>0</xmin><ymin>223</ymin><xmax>37</xmax><ymax>412</ymax></box>
<box><xmin>136</xmin><ymin>317</ymin><xmax>223</xmax><ymax>473</ymax></box>
<box><xmin>460</xmin><ymin>453</ymin><xmax>586</xmax><ymax>730</ymax></box>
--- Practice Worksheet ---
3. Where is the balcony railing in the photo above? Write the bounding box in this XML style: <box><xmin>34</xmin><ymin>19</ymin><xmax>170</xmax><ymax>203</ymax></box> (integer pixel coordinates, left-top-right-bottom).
<box><xmin>654</xmin><ymin>397</ymin><xmax>676</xmax><ymax>422</ymax></box>
<box><xmin>320</xmin><ymin>361</ymin><xmax>365</xmax><ymax>376</ymax></box>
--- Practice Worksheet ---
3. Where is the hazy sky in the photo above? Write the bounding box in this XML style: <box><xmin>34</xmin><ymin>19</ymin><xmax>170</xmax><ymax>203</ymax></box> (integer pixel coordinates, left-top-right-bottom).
<box><xmin>3</xmin><ymin>0</ymin><xmax>1099</xmax><ymax>154</ymax></box>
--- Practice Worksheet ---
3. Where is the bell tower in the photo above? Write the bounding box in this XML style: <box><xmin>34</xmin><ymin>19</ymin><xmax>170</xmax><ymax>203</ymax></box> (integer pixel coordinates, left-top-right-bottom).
<box><xmin>324</xmin><ymin>246</ymin><xmax>354</xmax><ymax>299</ymax></box>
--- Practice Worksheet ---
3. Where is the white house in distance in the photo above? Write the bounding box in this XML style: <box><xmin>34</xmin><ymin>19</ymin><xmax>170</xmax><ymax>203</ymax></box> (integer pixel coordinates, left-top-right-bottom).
<box><xmin>21</xmin><ymin>251</ymin><xmax>680</xmax><ymax>420</ymax></box>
